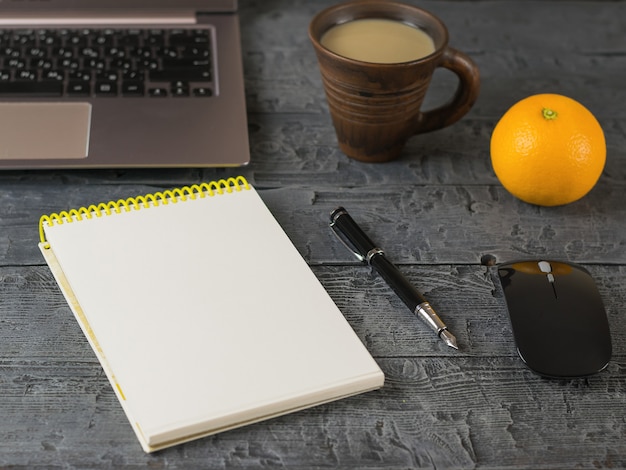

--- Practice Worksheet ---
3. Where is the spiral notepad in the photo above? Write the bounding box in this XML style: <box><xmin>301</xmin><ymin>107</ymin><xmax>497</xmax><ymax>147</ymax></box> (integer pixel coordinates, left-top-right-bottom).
<box><xmin>39</xmin><ymin>177</ymin><xmax>384</xmax><ymax>453</ymax></box>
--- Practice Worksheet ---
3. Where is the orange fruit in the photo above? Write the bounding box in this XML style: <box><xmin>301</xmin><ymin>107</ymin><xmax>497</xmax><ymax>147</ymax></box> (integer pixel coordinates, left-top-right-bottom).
<box><xmin>490</xmin><ymin>93</ymin><xmax>606</xmax><ymax>206</ymax></box>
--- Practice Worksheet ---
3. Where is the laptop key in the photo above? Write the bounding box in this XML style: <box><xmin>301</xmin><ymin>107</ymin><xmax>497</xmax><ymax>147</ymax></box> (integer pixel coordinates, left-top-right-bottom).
<box><xmin>180</xmin><ymin>47</ymin><xmax>210</xmax><ymax>58</ymax></box>
<box><xmin>171</xmin><ymin>81</ymin><xmax>189</xmax><ymax>97</ymax></box>
<box><xmin>169</xmin><ymin>31</ymin><xmax>210</xmax><ymax>46</ymax></box>
<box><xmin>119</xmin><ymin>30</ymin><xmax>141</xmax><ymax>47</ymax></box>
<box><xmin>148</xmin><ymin>87</ymin><xmax>167</xmax><ymax>97</ymax></box>
<box><xmin>42</xmin><ymin>70</ymin><xmax>64</xmax><ymax>81</ymax></box>
<box><xmin>149</xmin><ymin>68</ymin><xmax>210</xmax><ymax>82</ymax></box>
<box><xmin>95</xmin><ymin>80</ymin><xmax>117</xmax><ymax>96</ymax></box>
<box><xmin>0</xmin><ymin>81</ymin><xmax>63</xmax><ymax>96</ymax></box>
<box><xmin>16</xmin><ymin>70</ymin><xmax>37</xmax><ymax>81</ymax></box>
<box><xmin>193</xmin><ymin>87</ymin><xmax>212</xmax><ymax>97</ymax></box>
<box><xmin>163</xmin><ymin>58</ymin><xmax>210</xmax><ymax>69</ymax></box>
<box><xmin>69</xmin><ymin>70</ymin><xmax>92</xmax><ymax>81</ymax></box>
<box><xmin>67</xmin><ymin>81</ymin><xmax>90</xmax><ymax>96</ymax></box>
<box><xmin>122</xmin><ymin>81</ymin><xmax>144</xmax><ymax>96</ymax></box>
<box><xmin>146</xmin><ymin>30</ymin><xmax>166</xmax><ymax>46</ymax></box>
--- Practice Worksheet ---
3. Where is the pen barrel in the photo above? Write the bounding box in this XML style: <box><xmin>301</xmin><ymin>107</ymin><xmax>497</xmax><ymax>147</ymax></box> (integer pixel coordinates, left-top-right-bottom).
<box><xmin>369</xmin><ymin>254</ymin><xmax>427</xmax><ymax>312</ymax></box>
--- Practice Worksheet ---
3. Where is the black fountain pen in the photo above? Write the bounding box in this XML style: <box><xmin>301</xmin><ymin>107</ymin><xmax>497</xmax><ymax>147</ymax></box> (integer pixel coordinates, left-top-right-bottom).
<box><xmin>330</xmin><ymin>207</ymin><xmax>458</xmax><ymax>350</ymax></box>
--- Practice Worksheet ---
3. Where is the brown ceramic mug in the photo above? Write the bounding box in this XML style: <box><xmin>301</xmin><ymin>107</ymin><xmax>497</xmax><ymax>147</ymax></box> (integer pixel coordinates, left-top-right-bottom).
<box><xmin>309</xmin><ymin>0</ymin><xmax>480</xmax><ymax>162</ymax></box>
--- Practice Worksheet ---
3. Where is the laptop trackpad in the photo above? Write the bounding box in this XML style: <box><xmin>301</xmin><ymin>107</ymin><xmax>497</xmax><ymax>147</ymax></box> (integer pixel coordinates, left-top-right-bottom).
<box><xmin>0</xmin><ymin>102</ymin><xmax>91</xmax><ymax>160</ymax></box>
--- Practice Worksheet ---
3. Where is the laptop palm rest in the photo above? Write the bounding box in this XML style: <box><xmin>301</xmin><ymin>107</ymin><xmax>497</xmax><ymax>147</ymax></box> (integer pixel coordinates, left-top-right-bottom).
<box><xmin>0</xmin><ymin>102</ymin><xmax>90</xmax><ymax>160</ymax></box>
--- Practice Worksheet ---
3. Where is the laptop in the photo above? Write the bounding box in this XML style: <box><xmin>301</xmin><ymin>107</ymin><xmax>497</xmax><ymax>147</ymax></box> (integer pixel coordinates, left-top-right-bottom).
<box><xmin>0</xmin><ymin>0</ymin><xmax>250</xmax><ymax>169</ymax></box>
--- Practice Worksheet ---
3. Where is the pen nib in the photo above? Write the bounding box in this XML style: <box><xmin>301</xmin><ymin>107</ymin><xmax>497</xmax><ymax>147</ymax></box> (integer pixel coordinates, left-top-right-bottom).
<box><xmin>440</xmin><ymin>330</ymin><xmax>459</xmax><ymax>350</ymax></box>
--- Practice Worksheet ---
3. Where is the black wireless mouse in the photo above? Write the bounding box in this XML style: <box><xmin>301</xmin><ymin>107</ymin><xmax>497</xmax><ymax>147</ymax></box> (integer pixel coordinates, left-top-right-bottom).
<box><xmin>497</xmin><ymin>260</ymin><xmax>612</xmax><ymax>378</ymax></box>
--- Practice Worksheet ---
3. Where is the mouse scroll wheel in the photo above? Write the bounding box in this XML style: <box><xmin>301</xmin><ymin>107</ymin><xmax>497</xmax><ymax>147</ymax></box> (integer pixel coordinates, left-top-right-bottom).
<box><xmin>538</xmin><ymin>261</ymin><xmax>552</xmax><ymax>273</ymax></box>
<box><xmin>538</xmin><ymin>261</ymin><xmax>556</xmax><ymax>284</ymax></box>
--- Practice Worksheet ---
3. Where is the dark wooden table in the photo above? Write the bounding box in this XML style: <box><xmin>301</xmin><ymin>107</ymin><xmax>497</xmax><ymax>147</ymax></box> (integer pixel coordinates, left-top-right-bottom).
<box><xmin>2</xmin><ymin>1</ymin><xmax>625</xmax><ymax>468</ymax></box>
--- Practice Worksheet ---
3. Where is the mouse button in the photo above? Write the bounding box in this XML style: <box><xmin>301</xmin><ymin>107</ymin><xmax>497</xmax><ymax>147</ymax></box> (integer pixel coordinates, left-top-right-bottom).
<box><xmin>509</xmin><ymin>261</ymin><xmax>544</xmax><ymax>275</ymax></box>
<box><xmin>514</xmin><ymin>330</ymin><xmax>552</xmax><ymax>370</ymax></box>
<box><xmin>503</xmin><ymin>272</ymin><xmax>558</xmax><ymax>325</ymax></box>
<box><xmin>546</xmin><ymin>260</ymin><xmax>575</xmax><ymax>276</ymax></box>
<box><xmin>508</xmin><ymin>303</ymin><xmax>562</xmax><ymax>372</ymax></box>
<box><xmin>576</xmin><ymin>265</ymin><xmax>603</xmax><ymax>294</ymax></box>
<box><xmin>559</xmin><ymin>292</ymin><xmax>611</xmax><ymax>350</ymax></box>
<box><xmin>557</xmin><ymin>268</ymin><xmax>606</xmax><ymax>315</ymax></box>
<box><xmin>501</xmin><ymin>262</ymin><xmax>546</xmax><ymax>287</ymax></box>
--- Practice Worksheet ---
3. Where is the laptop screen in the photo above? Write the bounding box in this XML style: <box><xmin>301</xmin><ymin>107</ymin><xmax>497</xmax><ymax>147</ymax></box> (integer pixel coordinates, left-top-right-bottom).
<box><xmin>0</xmin><ymin>0</ymin><xmax>238</xmax><ymax>14</ymax></box>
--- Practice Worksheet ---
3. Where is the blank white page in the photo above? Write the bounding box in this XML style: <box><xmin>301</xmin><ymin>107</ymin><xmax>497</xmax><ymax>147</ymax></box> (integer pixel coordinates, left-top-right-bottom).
<box><xmin>40</xmin><ymin>182</ymin><xmax>384</xmax><ymax>452</ymax></box>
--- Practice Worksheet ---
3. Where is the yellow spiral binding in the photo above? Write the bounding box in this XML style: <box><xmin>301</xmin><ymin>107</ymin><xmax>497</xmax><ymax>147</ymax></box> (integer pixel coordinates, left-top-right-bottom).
<box><xmin>39</xmin><ymin>176</ymin><xmax>250</xmax><ymax>248</ymax></box>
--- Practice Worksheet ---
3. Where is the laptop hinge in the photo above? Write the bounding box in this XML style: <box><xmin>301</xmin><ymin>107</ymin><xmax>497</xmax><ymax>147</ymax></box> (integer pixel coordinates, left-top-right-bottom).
<box><xmin>0</xmin><ymin>11</ymin><xmax>198</xmax><ymax>26</ymax></box>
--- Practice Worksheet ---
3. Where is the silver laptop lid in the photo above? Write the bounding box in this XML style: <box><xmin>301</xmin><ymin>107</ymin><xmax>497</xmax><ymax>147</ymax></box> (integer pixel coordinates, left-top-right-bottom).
<box><xmin>0</xmin><ymin>0</ymin><xmax>237</xmax><ymax>12</ymax></box>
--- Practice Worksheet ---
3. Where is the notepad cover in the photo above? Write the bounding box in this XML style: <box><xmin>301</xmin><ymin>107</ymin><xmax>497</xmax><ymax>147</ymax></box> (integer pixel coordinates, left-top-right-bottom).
<box><xmin>38</xmin><ymin>179</ymin><xmax>384</xmax><ymax>452</ymax></box>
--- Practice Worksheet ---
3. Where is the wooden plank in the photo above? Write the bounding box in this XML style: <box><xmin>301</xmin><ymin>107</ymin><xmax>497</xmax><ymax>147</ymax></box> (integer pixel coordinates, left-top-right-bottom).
<box><xmin>4</xmin><ymin>183</ymin><xmax>626</xmax><ymax>266</ymax></box>
<box><xmin>2</xmin><ymin>264</ymin><xmax>624</xmax><ymax>360</ymax></box>
<box><xmin>2</xmin><ymin>348</ymin><xmax>625</xmax><ymax>467</ymax></box>
<box><xmin>0</xmin><ymin>110</ymin><xmax>624</xmax><ymax>190</ymax></box>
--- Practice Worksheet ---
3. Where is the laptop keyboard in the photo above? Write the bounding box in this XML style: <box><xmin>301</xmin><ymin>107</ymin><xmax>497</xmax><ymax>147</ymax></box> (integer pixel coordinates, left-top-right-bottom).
<box><xmin>0</xmin><ymin>28</ymin><xmax>214</xmax><ymax>98</ymax></box>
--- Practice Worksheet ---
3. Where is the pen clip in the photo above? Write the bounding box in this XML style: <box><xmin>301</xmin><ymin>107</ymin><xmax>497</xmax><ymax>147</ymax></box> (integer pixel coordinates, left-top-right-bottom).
<box><xmin>330</xmin><ymin>218</ymin><xmax>366</xmax><ymax>263</ymax></box>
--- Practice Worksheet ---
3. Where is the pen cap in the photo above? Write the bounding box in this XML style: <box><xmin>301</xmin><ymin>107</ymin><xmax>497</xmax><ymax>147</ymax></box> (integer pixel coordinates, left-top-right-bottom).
<box><xmin>330</xmin><ymin>207</ymin><xmax>379</xmax><ymax>260</ymax></box>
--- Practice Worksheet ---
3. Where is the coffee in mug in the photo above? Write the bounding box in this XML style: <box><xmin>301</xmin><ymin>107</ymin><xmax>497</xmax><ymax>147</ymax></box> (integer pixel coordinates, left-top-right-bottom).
<box><xmin>309</xmin><ymin>1</ymin><xmax>481</xmax><ymax>163</ymax></box>
<box><xmin>320</xmin><ymin>18</ymin><xmax>435</xmax><ymax>64</ymax></box>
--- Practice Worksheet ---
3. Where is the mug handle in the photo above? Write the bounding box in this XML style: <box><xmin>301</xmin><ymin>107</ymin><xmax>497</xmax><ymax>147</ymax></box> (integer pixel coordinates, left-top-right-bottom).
<box><xmin>415</xmin><ymin>47</ymin><xmax>480</xmax><ymax>134</ymax></box>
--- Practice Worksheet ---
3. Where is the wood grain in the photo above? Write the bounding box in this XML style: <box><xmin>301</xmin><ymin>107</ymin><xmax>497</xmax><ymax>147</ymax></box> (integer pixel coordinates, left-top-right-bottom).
<box><xmin>3</xmin><ymin>183</ymin><xmax>626</xmax><ymax>266</ymax></box>
<box><xmin>1</xmin><ymin>263</ymin><xmax>625</xmax><ymax>467</ymax></box>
